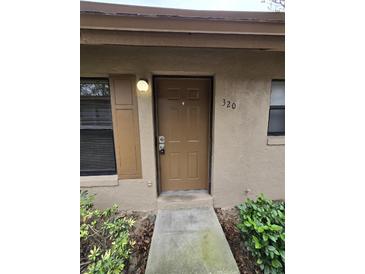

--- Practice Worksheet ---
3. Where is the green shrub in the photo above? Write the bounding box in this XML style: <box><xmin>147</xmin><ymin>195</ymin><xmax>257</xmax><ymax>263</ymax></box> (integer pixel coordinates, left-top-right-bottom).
<box><xmin>237</xmin><ymin>194</ymin><xmax>285</xmax><ymax>274</ymax></box>
<box><xmin>80</xmin><ymin>191</ymin><xmax>135</xmax><ymax>273</ymax></box>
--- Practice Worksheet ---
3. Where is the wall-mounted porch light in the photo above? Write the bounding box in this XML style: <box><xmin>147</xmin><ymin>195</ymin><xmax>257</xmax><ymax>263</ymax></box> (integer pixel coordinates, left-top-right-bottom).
<box><xmin>136</xmin><ymin>79</ymin><xmax>149</xmax><ymax>92</ymax></box>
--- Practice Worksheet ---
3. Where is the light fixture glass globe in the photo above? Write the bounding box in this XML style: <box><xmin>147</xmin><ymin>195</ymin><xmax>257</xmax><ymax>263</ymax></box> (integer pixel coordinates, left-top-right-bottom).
<box><xmin>137</xmin><ymin>80</ymin><xmax>149</xmax><ymax>92</ymax></box>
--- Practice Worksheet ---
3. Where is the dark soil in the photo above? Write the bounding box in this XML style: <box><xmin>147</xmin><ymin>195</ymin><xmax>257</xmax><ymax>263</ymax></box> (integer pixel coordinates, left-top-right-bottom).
<box><xmin>119</xmin><ymin>211</ymin><xmax>156</xmax><ymax>274</ymax></box>
<box><xmin>215</xmin><ymin>208</ymin><xmax>262</xmax><ymax>274</ymax></box>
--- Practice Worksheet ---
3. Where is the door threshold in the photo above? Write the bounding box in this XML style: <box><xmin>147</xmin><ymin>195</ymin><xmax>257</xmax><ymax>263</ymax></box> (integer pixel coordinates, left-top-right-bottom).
<box><xmin>160</xmin><ymin>189</ymin><xmax>209</xmax><ymax>196</ymax></box>
<box><xmin>157</xmin><ymin>190</ymin><xmax>212</xmax><ymax>210</ymax></box>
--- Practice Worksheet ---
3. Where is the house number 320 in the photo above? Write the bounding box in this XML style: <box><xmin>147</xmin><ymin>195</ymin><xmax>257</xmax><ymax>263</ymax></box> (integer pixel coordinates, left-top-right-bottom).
<box><xmin>222</xmin><ymin>98</ymin><xmax>237</xmax><ymax>109</ymax></box>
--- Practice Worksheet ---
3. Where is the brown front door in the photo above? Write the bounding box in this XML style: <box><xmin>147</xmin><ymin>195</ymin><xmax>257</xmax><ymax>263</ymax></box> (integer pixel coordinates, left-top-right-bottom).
<box><xmin>155</xmin><ymin>77</ymin><xmax>211</xmax><ymax>192</ymax></box>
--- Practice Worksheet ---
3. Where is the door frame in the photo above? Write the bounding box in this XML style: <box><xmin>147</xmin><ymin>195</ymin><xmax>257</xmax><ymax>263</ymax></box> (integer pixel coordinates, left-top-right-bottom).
<box><xmin>152</xmin><ymin>75</ymin><xmax>214</xmax><ymax>195</ymax></box>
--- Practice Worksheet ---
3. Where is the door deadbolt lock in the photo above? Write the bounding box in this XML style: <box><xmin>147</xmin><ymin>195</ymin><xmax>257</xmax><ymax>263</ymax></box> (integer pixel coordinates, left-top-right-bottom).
<box><xmin>159</xmin><ymin>143</ymin><xmax>165</xmax><ymax>155</ymax></box>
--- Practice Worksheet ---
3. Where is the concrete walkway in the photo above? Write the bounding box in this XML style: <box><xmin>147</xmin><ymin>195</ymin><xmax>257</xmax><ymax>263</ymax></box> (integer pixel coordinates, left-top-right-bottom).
<box><xmin>145</xmin><ymin>207</ymin><xmax>239</xmax><ymax>274</ymax></box>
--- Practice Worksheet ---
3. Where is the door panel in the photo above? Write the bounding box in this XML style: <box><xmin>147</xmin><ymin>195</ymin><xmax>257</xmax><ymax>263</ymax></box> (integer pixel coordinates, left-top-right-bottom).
<box><xmin>155</xmin><ymin>77</ymin><xmax>211</xmax><ymax>192</ymax></box>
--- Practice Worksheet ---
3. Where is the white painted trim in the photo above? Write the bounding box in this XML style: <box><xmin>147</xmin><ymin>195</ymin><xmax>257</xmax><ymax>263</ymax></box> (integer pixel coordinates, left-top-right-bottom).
<box><xmin>80</xmin><ymin>175</ymin><xmax>119</xmax><ymax>187</ymax></box>
<box><xmin>267</xmin><ymin>136</ymin><xmax>285</xmax><ymax>146</ymax></box>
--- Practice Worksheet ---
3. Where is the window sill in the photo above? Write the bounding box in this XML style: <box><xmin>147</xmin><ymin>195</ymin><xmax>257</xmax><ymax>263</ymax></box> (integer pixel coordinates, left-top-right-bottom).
<box><xmin>267</xmin><ymin>135</ymin><xmax>285</xmax><ymax>146</ymax></box>
<box><xmin>80</xmin><ymin>175</ymin><xmax>118</xmax><ymax>187</ymax></box>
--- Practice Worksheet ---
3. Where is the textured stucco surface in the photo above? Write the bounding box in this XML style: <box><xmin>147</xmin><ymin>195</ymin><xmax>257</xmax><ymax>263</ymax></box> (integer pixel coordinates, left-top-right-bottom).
<box><xmin>80</xmin><ymin>45</ymin><xmax>284</xmax><ymax>210</ymax></box>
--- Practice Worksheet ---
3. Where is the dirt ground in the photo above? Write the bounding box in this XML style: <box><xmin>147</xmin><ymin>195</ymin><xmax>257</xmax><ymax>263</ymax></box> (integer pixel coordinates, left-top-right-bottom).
<box><xmin>119</xmin><ymin>211</ymin><xmax>156</xmax><ymax>274</ymax></box>
<box><xmin>215</xmin><ymin>207</ymin><xmax>262</xmax><ymax>274</ymax></box>
<box><xmin>120</xmin><ymin>207</ymin><xmax>261</xmax><ymax>274</ymax></box>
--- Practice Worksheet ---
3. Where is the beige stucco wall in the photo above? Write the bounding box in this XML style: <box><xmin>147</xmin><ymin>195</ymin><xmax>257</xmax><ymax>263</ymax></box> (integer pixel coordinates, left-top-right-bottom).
<box><xmin>80</xmin><ymin>45</ymin><xmax>284</xmax><ymax>210</ymax></box>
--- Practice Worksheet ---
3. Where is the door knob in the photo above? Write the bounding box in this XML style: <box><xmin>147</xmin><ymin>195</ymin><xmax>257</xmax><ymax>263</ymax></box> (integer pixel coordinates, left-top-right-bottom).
<box><xmin>158</xmin><ymin>136</ymin><xmax>165</xmax><ymax>143</ymax></box>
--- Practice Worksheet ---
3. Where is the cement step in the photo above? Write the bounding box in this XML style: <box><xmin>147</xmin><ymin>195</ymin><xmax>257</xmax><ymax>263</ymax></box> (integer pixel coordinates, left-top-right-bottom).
<box><xmin>145</xmin><ymin>207</ymin><xmax>239</xmax><ymax>274</ymax></box>
<box><xmin>157</xmin><ymin>190</ymin><xmax>213</xmax><ymax>210</ymax></box>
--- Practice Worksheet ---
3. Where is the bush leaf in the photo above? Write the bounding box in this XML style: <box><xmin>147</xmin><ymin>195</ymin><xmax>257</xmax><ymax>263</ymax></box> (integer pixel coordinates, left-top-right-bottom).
<box><xmin>272</xmin><ymin>259</ymin><xmax>282</xmax><ymax>268</ymax></box>
<box><xmin>237</xmin><ymin>194</ymin><xmax>285</xmax><ymax>273</ymax></box>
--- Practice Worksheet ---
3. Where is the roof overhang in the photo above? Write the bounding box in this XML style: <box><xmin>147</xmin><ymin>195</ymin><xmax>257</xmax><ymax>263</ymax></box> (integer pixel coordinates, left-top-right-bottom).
<box><xmin>80</xmin><ymin>1</ymin><xmax>285</xmax><ymax>51</ymax></box>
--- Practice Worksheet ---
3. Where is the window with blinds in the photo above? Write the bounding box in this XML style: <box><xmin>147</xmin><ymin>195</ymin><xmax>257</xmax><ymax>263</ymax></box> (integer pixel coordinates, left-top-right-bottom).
<box><xmin>268</xmin><ymin>80</ymin><xmax>285</xmax><ymax>136</ymax></box>
<box><xmin>80</xmin><ymin>78</ymin><xmax>116</xmax><ymax>176</ymax></box>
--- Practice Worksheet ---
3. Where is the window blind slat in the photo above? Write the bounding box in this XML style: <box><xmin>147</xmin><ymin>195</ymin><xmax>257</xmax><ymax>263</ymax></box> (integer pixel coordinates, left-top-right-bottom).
<box><xmin>80</xmin><ymin>129</ymin><xmax>116</xmax><ymax>176</ymax></box>
<box><xmin>80</xmin><ymin>79</ymin><xmax>116</xmax><ymax>176</ymax></box>
<box><xmin>80</xmin><ymin>99</ymin><xmax>113</xmax><ymax>128</ymax></box>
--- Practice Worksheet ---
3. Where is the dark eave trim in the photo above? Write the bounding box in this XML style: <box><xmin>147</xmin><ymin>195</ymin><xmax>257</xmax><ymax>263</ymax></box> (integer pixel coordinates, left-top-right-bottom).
<box><xmin>80</xmin><ymin>1</ymin><xmax>285</xmax><ymax>24</ymax></box>
<box><xmin>80</xmin><ymin>1</ymin><xmax>284</xmax><ymax>50</ymax></box>
<box><xmin>80</xmin><ymin>13</ymin><xmax>284</xmax><ymax>36</ymax></box>
<box><xmin>80</xmin><ymin>29</ymin><xmax>284</xmax><ymax>51</ymax></box>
